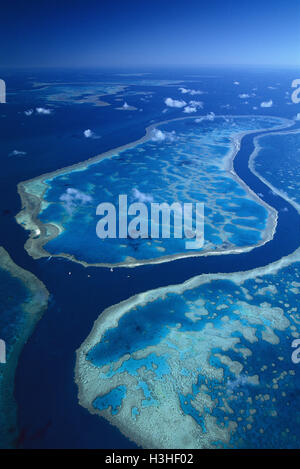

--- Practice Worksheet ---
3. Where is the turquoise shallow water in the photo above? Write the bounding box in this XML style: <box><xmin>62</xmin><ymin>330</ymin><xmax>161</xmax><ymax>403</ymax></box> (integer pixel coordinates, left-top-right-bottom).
<box><xmin>93</xmin><ymin>385</ymin><xmax>127</xmax><ymax>416</ymax></box>
<box><xmin>79</xmin><ymin>122</ymin><xmax>300</xmax><ymax>449</ymax></box>
<box><xmin>2</xmin><ymin>69</ymin><xmax>299</xmax><ymax>449</ymax></box>
<box><xmin>36</xmin><ymin>116</ymin><xmax>285</xmax><ymax>264</ymax></box>
<box><xmin>86</xmin><ymin>256</ymin><xmax>300</xmax><ymax>448</ymax></box>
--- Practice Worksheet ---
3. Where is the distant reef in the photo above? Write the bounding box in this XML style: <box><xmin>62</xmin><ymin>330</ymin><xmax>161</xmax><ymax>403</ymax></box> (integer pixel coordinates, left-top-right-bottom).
<box><xmin>0</xmin><ymin>247</ymin><xmax>49</xmax><ymax>448</ymax></box>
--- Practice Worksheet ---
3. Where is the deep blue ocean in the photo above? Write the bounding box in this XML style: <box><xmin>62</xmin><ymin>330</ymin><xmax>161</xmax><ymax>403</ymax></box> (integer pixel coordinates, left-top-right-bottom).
<box><xmin>0</xmin><ymin>67</ymin><xmax>299</xmax><ymax>448</ymax></box>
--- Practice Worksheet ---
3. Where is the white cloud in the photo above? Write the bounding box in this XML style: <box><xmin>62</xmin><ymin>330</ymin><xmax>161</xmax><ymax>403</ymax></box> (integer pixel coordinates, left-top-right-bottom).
<box><xmin>83</xmin><ymin>129</ymin><xmax>100</xmax><ymax>139</ymax></box>
<box><xmin>116</xmin><ymin>101</ymin><xmax>137</xmax><ymax>111</ymax></box>
<box><xmin>84</xmin><ymin>129</ymin><xmax>93</xmax><ymax>138</ymax></box>
<box><xmin>233</xmin><ymin>81</ymin><xmax>240</xmax><ymax>85</ymax></box>
<box><xmin>60</xmin><ymin>188</ymin><xmax>92</xmax><ymax>215</ymax></box>
<box><xmin>36</xmin><ymin>107</ymin><xmax>52</xmax><ymax>115</ymax></box>
<box><xmin>206</xmin><ymin>111</ymin><xmax>215</xmax><ymax>120</ymax></box>
<box><xmin>132</xmin><ymin>188</ymin><xmax>153</xmax><ymax>203</ymax></box>
<box><xmin>9</xmin><ymin>150</ymin><xmax>27</xmax><ymax>157</ymax></box>
<box><xmin>178</xmin><ymin>87</ymin><xmax>204</xmax><ymax>96</ymax></box>
<box><xmin>150</xmin><ymin>128</ymin><xmax>176</xmax><ymax>142</ymax></box>
<box><xmin>183</xmin><ymin>105</ymin><xmax>197</xmax><ymax>114</ymax></box>
<box><xmin>238</xmin><ymin>93</ymin><xmax>250</xmax><ymax>99</ymax></box>
<box><xmin>195</xmin><ymin>112</ymin><xmax>215</xmax><ymax>123</ymax></box>
<box><xmin>24</xmin><ymin>108</ymin><xmax>52</xmax><ymax>116</ymax></box>
<box><xmin>164</xmin><ymin>97</ymin><xmax>187</xmax><ymax>108</ymax></box>
<box><xmin>189</xmin><ymin>100</ymin><xmax>203</xmax><ymax>108</ymax></box>
<box><xmin>183</xmin><ymin>100</ymin><xmax>203</xmax><ymax>114</ymax></box>
<box><xmin>295</xmin><ymin>113</ymin><xmax>300</xmax><ymax>121</ymax></box>
<box><xmin>178</xmin><ymin>87</ymin><xmax>191</xmax><ymax>94</ymax></box>
<box><xmin>260</xmin><ymin>100</ymin><xmax>273</xmax><ymax>108</ymax></box>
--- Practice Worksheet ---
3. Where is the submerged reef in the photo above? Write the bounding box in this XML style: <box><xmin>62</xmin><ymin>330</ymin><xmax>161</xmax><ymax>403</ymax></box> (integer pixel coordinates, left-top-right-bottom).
<box><xmin>76</xmin><ymin>248</ymin><xmax>300</xmax><ymax>448</ymax></box>
<box><xmin>0</xmin><ymin>248</ymin><xmax>49</xmax><ymax>448</ymax></box>
<box><xmin>16</xmin><ymin>115</ymin><xmax>292</xmax><ymax>267</ymax></box>
<box><xmin>75</xmin><ymin>125</ymin><xmax>300</xmax><ymax>448</ymax></box>
<box><xmin>250</xmin><ymin>129</ymin><xmax>300</xmax><ymax>214</ymax></box>
<box><xmin>30</xmin><ymin>79</ymin><xmax>185</xmax><ymax>107</ymax></box>
<box><xmin>31</xmin><ymin>82</ymin><xmax>126</xmax><ymax>107</ymax></box>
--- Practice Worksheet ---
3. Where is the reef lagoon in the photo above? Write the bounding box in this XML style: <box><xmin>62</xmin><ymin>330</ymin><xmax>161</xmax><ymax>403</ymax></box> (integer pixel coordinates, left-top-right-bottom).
<box><xmin>76</xmin><ymin>247</ymin><xmax>300</xmax><ymax>448</ymax></box>
<box><xmin>17</xmin><ymin>115</ymin><xmax>292</xmax><ymax>267</ymax></box>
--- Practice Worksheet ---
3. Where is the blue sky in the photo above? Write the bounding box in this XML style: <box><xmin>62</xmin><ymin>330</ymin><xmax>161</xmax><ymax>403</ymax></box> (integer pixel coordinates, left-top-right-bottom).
<box><xmin>1</xmin><ymin>0</ymin><xmax>300</xmax><ymax>68</ymax></box>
